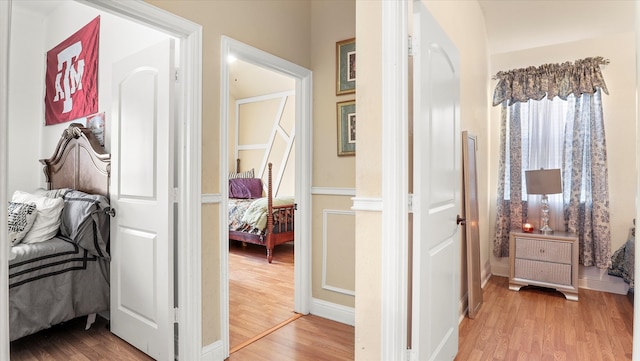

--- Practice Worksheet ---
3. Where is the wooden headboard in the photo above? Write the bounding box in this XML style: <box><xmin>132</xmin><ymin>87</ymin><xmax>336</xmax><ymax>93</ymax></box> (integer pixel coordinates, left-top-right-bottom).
<box><xmin>39</xmin><ymin>123</ymin><xmax>111</xmax><ymax>198</ymax></box>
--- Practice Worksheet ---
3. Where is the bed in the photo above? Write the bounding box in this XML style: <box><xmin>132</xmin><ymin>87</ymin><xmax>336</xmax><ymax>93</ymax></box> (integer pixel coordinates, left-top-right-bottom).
<box><xmin>8</xmin><ymin>123</ymin><xmax>111</xmax><ymax>342</ymax></box>
<box><xmin>228</xmin><ymin>161</ymin><xmax>295</xmax><ymax>263</ymax></box>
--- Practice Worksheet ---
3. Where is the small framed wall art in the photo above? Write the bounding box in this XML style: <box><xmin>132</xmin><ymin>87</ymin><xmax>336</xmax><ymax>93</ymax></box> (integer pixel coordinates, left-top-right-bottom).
<box><xmin>337</xmin><ymin>100</ymin><xmax>356</xmax><ymax>156</ymax></box>
<box><xmin>336</xmin><ymin>38</ymin><xmax>356</xmax><ymax>95</ymax></box>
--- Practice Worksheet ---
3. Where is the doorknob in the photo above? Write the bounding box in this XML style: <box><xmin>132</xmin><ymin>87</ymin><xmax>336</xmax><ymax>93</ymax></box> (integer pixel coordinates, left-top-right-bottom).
<box><xmin>105</xmin><ymin>207</ymin><xmax>116</xmax><ymax>217</ymax></box>
<box><xmin>456</xmin><ymin>215</ymin><xmax>466</xmax><ymax>226</ymax></box>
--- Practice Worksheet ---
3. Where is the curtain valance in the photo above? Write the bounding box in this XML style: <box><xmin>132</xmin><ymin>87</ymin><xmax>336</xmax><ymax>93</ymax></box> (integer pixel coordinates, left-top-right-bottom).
<box><xmin>492</xmin><ymin>56</ymin><xmax>609</xmax><ymax>106</ymax></box>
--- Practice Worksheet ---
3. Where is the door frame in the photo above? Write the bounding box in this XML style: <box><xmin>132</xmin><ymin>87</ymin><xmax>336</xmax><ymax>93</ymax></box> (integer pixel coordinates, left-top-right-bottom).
<box><xmin>219</xmin><ymin>36</ymin><xmax>312</xmax><ymax>358</ymax></box>
<box><xmin>380</xmin><ymin>1</ymin><xmax>410</xmax><ymax>360</ymax></box>
<box><xmin>0</xmin><ymin>1</ymin><xmax>203</xmax><ymax>360</ymax></box>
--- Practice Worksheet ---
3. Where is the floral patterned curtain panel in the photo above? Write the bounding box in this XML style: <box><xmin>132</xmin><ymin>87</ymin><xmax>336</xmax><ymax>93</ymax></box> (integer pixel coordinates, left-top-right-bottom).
<box><xmin>492</xmin><ymin>57</ymin><xmax>612</xmax><ymax>269</ymax></box>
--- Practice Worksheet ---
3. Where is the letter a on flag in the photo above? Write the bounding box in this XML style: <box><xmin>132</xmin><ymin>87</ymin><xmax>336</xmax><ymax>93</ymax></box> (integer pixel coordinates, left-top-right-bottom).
<box><xmin>45</xmin><ymin>16</ymin><xmax>99</xmax><ymax>125</ymax></box>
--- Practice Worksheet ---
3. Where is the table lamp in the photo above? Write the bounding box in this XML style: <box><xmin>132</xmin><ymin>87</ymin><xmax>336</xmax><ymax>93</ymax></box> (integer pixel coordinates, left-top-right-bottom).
<box><xmin>525</xmin><ymin>168</ymin><xmax>562</xmax><ymax>235</ymax></box>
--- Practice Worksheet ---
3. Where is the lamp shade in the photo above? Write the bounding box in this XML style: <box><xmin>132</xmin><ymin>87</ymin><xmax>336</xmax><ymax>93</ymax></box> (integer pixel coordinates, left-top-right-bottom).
<box><xmin>525</xmin><ymin>169</ymin><xmax>562</xmax><ymax>195</ymax></box>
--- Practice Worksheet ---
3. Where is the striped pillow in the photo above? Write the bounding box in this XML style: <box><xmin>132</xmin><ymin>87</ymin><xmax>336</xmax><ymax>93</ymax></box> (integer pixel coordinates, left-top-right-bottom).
<box><xmin>228</xmin><ymin>168</ymin><xmax>254</xmax><ymax>179</ymax></box>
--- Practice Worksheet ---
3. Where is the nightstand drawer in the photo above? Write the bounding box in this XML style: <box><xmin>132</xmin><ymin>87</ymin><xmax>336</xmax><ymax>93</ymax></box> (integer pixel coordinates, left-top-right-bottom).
<box><xmin>515</xmin><ymin>237</ymin><xmax>572</xmax><ymax>264</ymax></box>
<box><xmin>514</xmin><ymin>259</ymin><xmax>572</xmax><ymax>286</ymax></box>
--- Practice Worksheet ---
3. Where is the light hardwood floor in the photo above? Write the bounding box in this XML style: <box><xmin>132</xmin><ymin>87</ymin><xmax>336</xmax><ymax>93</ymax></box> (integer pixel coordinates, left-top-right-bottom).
<box><xmin>228</xmin><ymin>241</ymin><xmax>296</xmax><ymax>349</ymax></box>
<box><xmin>9</xmin><ymin>261</ymin><xmax>631</xmax><ymax>360</ymax></box>
<box><xmin>455</xmin><ymin>276</ymin><xmax>634</xmax><ymax>361</ymax></box>
<box><xmin>227</xmin><ymin>241</ymin><xmax>354</xmax><ymax>360</ymax></box>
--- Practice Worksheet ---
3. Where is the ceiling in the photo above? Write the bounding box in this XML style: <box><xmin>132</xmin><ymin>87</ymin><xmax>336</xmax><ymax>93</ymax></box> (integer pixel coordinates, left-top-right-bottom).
<box><xmin>477</xmin><ymin>0</ymin><xmax>635</xmax><ymax>54</ymax></box>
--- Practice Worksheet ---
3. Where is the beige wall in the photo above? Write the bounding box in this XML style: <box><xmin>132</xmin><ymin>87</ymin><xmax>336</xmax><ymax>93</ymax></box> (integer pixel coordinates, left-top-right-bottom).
<box><xmin>234</xmin><ymin>95</ymin><xmax>296</xmax><ymax>196</ymax></box>
<box><xmin>146</xmin><ymin>0</ymin><xmax>357</xmax><ymax>347</ymax></box>
<box><xmin>354</xmin><ymin>0</ymin><xmax>383</xmax><ymax>358</ymax></box>
<box><xmin>145</xmin><ymin>0</ymin><xmax>312</xmax><ymax>345</ymax></box>
<box><xmin>489</xmin><ymin>32</ymin><xmax>637</xmax><ymax>270</ymax></box>
<box><xmin>310</xmin><ymin>0</ymin><xmax>357</xmax><ymax>309</ymax></box>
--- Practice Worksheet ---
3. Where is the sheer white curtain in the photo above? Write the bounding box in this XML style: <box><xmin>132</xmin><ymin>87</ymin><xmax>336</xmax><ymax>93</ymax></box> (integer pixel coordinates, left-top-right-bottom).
<box><xmin>521</xmin><ymin>98</ymin><xmax>567</xmax><ymax>231</ymax></box>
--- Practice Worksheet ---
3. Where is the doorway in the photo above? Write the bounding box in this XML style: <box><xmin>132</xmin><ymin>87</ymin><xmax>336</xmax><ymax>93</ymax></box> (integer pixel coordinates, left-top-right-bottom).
<box><xmin>227</xmin><ymin>58</ymin><xmax>296</xmax><ymax>351</ymax></box>
<box><xmin>0</xmin><ymin>1</ymin><xmax>202</xmax><ymax>360</ymax></box>
<box><xmin>219</xmin><ymin>36</ymin><xmax>312</xmax><ymax>358</ymax></box>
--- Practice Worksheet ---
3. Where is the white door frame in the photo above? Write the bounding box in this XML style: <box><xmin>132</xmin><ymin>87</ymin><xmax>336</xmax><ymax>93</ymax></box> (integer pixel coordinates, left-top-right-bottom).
<box><xmin>219</xmin><ymin>36</ymin><xmax>312</xmax><ymax>358</ymax></box>
<box><xmin>380</xmin><ymin>1</ymin><xmax>410</xmax><ymax>360</ymax></box>
<box><xmin>0</xmin><ymin>2</ymin><xmax>11</xmax><ymax>360</ymax></box>
<box><xmin>0</xmin><ymin>1</ymin><xmax>203</xmax><ymax>360</ymax></box>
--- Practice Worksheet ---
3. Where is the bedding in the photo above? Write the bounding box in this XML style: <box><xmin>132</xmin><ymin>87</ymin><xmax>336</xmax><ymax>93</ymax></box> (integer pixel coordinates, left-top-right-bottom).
<box><xmin>12</xmin><ymin>190</ymin><xmax>64</xmax><ymax>244</ymax></box>
<box><xmin>229</xmin><ymin>177</ymin><xmax>263</xmax><ymax>199</ymax></box>
<box><xmin>609</xmin><ymin>220</ymin><xmax>635</xmax><ymax>292</ymax></box>
<box><xmin>9</xmin><ymin>236</ymin><xmax>109</xmax><ymax>341</ymax></box>
<box><xmin>229</xmin><ymin>196</ymin><xmax>295</xmax><ymax>235</ymax></box>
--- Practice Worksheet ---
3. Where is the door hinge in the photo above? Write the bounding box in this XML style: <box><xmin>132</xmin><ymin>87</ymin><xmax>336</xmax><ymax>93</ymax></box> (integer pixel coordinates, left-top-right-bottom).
<box><xmin>173</xmin><ymin>188</ymin><xmax>179</xmax><ymax>203</ymax></box>
<box><xmin>408</xmin><ymin>35</ymin><xmax>413</xmax><ymax>57</ymax></box>
<box><xmin>408</xmin><ymin>193</ymin><xmax>414</xmax><ymax>213</ymax></box>
<box><xmin>174</xmin><ymin>307</ymin><xmax>179</xmax><ymax>323</ymax></box>
<box><xmin>175</xmin><ymin>69</ymin><xmax>179</xmax><ymax>82</ymax></box>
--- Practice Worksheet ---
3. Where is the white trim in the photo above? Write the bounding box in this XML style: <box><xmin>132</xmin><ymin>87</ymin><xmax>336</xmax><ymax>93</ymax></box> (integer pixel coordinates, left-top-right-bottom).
<box><xmin>310</xmin><ymin>298</ymin><xmax>355</xmax><ymax>326</ymax></box>
<box><xmin>0</xmin><ymin>2</ymin><xmax>10</xmax><ymax>360</ymax></box>
<box><xmin>381</xmin><ymin>1</ymin><xmax>409</xmax><ymax>360</ymax></box>
<box><xmin>236</xmin><ymin>90</ymin><xmax>295</xmax><ymax>104</ymax></box>
<box><xmin>64</xmin><ymin>1</ymin><xmax>203</xmax><ymax>359</ymax></box>
<box><xmin>351</xmin><ymin>197</ymin><xmax>383</xmax><ymax>212</ymax></box>
<box><xmin>202</xmin><ymin>193</ymin><xmax>222</xmax><ymax>204</ymax></box>
<box><xmin>458</xmin><ymin>291</ymin><xmax>468</xmax><ymax>324</ymax></box>
<box><xmin>635</xmin><ymin>3</ymin><xmax>640</xmax><ymax>359</ymax></box>
<box><xmin>578</xmin><ymin>266</ymin><xmax>630</xmax><ymax>295</ymax></box>
<box><xmin>220</xmin><ymin>36</ymin><xmax>313</xmax><ymax>360</ymax></box>
<box><xmin>322</xmin><ymin>210</ymin><xmax>356</xmax><ymax>296</ymax></box>
<box><xmin>201</xmin><ymin>341</ymin><xmax>224</xmax><ymax>361</ymax></box>
<box><xmin>312</xmin><ymin>186</ymin><xmax>356</xmax><ymax>196</ymax></box>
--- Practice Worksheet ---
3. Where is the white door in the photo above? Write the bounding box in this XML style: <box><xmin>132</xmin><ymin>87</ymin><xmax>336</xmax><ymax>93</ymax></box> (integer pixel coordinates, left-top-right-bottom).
<box><xmin>411</xmin><ymin>2</ymin><xmax>461</xmax><ymax>360</ymax></box>
<box><xmin>110</xmin><ymin>39</ymin><xmax>175</xmax><ymax>360</ymax></box>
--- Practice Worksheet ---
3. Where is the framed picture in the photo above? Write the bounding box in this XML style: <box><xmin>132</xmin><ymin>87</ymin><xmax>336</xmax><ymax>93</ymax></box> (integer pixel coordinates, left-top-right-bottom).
<box><xmin>336</xmin><ymin>38</ymin><xmax>356</xmax><ymax>95</ymax></box>
<box><xmin>337</xmin><ymin>100</ymin><xmax>356</xmax><ymax>156</ymax></box>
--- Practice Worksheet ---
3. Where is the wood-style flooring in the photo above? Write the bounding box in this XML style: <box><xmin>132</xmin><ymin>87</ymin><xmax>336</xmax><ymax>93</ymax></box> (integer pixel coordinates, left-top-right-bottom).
<box><xmin>227</xmin><ymin>241</ymin><xmax>354</xmax><ymax>360</ymax></box>
<box><xmin>455</xmin><ymin>276</ymin><xmax>634</xmax><ymax>361</ymax></box>
<box><xmin>228</xmin><ymin>241</ymin><xmax>296</xmax><ymax>349</ymax></box>
<box><xmin>9</xmin><ymin>263</ymin><xmax>633</xmax><ymax>360</ymax></box>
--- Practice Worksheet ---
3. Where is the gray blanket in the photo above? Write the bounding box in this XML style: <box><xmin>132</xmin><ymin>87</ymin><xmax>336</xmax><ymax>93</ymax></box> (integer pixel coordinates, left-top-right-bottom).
<box><xmin>9</xmin><ymin>237</ymin><xmax>109</xmax><ymax>341</ymax></box>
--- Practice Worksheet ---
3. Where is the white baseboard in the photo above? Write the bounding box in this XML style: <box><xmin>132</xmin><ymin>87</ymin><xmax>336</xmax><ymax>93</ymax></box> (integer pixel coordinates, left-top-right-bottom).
<box><xmin>491</xmin><ymin>262</ymin><xmax>509</xmax><ymax>278</ymax></box>
<box><xmin>310</xmin><ymin>298</ymin><xmax>355</xmax><ymax>326</ymax></box>
<box><xmin>458</xmin><ymin>291</ymin><xmax>468</xmax><ymax>324</ymax></box>
<box><xmin>578</xmin><ymin>265</ymin><xmax>630</xmax><ymax>295</ymax></box>
<box><xmin>481</xmin><ymin>260</ymin><xmax>492</xmax><ymax>287</ymax></box>
<box><xmin>201</xmin><ymin>340</ymin><xmax>224</xmax><ymax>361</ymax></box>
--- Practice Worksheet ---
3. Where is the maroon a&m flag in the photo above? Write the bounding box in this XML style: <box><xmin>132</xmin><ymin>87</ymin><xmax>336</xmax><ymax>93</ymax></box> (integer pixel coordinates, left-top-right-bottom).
<box><xmin>45</xmin><ymin>16</ymin><xmax>100</xmax><ymax>126</ymax></box>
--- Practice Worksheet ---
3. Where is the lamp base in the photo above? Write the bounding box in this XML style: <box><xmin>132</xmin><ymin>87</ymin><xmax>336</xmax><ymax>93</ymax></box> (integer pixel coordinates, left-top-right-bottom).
<box><xmin>538</xmin><ymin>225</ymin><xmax>554</xmax><ymax>235</ymax></box>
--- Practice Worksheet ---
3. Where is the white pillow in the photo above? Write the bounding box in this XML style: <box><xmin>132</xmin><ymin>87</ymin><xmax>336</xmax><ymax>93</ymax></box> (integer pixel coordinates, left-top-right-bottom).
<box><xmin>12</xmin><ymin>190</ymin><xmax>64</xmax><ymax>244</ymax></box>
<box><xmin>7</xmin><ymin>202</ymin><xmax>37</xmax><ymax>246</ymax></box>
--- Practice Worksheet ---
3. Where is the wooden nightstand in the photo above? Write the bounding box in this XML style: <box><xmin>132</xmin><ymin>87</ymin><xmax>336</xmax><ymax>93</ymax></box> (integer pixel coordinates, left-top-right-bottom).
<box><xmin>509</xmin><ymin>230</ymin><xmax>579</xmax><ymax>301</ymax></box>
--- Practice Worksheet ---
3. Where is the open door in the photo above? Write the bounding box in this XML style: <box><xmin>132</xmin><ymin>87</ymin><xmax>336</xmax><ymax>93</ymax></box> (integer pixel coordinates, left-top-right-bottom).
<box><xmin>411</xmin><ymin>1</ymin><xmax>461</xmax><ymax>360</ymax></box>
<box><xmin>110</xmin><ymin>39</ymin><xmax>175</xmax><ymax>360</ymax></box>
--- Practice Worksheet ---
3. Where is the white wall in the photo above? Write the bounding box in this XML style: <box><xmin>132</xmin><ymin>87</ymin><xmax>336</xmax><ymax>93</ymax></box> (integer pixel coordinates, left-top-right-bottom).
<box><xmin>9</xmin><ymin>0</ymin><xmax>172</xmax><ymax>196</ymax></box>
<box><xmin>8</xmin><ymin>6</ymin><xmax>46</xmax><ymax>196</ymax></box>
